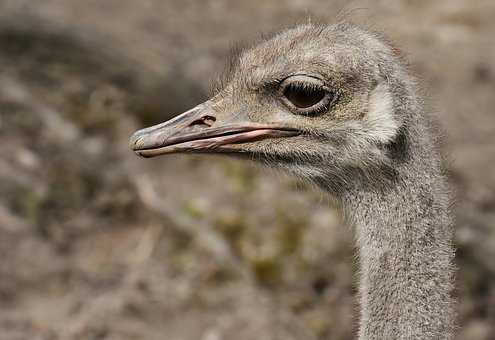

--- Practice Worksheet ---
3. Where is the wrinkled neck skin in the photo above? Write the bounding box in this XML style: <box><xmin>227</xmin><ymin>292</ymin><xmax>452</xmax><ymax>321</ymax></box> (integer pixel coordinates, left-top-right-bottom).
<box><xmin>316</xmin><ymin>127</ymin><xmax>455</xmax><ymax>339</ymax></box>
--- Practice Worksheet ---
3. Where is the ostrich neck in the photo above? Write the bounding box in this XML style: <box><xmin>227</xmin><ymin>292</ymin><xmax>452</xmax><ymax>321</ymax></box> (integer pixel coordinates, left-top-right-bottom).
<box><xmin>339</xmin><ymin>152</ymin><xmax>455</xmax><ymax>339</ymax></box>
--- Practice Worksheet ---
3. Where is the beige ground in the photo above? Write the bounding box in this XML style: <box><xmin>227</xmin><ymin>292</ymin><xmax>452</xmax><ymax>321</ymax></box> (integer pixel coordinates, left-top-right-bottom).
<box><xmin>0</xmin><ymin>1</ymin><xmax>494</xmax><ymax>339</ymax></box>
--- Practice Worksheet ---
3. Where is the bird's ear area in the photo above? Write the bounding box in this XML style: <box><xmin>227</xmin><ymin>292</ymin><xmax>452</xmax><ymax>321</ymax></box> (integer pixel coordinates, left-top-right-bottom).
<box><xmin>361</xmin><ymin>82</ymin><xmax>400</xmax><ymax>143</ymax></box>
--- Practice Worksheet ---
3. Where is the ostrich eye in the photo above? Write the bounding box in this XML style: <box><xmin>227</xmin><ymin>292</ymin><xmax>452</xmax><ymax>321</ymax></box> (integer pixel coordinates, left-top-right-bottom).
<box><xmin>279</xmin><ymin>75</ymin><xmax>334</xmax><ymax>114</ymax></box>
<box><xmin>283</xmin><ymin>85</ymin><xmax>326</xmax><ymax>108</ymax></box>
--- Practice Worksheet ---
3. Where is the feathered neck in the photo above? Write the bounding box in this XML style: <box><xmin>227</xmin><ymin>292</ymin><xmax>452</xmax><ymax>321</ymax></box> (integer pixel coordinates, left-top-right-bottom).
<box><xmin>334</xmin><ymin>122</ymin><xmax>455</xmax><ymax>339</ymax></box>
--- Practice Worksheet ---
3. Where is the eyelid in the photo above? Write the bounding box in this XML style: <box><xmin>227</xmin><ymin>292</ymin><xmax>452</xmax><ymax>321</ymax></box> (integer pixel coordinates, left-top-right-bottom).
<box><xmin>278</xmin><ymin>75</ymin><xmax>329</xmax><ymax>93</ymax></box>
<box><xmin>280</xmin><ymin>73</ymin><xmax>325</xmax><ymax>82</ymax></box>
<box><xmin>258</xmin><ymin>74</ymin><xmax>326</xmax><ymax>92</ymax></box>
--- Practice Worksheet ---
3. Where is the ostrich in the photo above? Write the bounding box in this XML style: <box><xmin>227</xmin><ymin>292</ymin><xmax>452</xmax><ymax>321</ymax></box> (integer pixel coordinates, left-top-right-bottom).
<box><xmin>130</xmin><ymin>23</ymin><xmax>455</xmax><ymax>339</ymax></box>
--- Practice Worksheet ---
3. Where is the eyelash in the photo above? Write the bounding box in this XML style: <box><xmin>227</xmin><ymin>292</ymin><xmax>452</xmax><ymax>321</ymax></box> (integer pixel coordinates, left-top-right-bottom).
<box><xmin>284</xmin><ymin>81</ymin><xmax>322</xmax><ymax>92</ymax></box>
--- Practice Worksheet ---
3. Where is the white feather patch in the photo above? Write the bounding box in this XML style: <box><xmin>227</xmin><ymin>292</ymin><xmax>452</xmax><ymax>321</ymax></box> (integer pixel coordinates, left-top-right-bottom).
<box><xmin>364</xmin><ymin>84</ymin><xmax>398</xmax><ymax>143</ymax></box>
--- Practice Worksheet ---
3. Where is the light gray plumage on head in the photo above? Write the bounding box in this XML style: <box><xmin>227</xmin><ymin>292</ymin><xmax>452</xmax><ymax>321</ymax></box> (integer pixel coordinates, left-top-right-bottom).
<box><xmin>131</xmin><ymin>22</ymin><xmax>456</xmax><ymax>339</ymax></box>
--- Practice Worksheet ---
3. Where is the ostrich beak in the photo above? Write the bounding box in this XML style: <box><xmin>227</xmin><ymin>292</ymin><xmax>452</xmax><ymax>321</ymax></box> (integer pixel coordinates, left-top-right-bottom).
<box><xmin>130</xmin><ymin>101</ymin><xmax>299</xmax><ymax>158</ymax></box>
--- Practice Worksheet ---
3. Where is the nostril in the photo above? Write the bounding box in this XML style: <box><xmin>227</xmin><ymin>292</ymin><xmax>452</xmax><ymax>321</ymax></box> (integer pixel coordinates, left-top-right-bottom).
<box><xmin>189</xmin><ymin>115</ymin><xmax>216</xmax><ymax>128</ymax></box>
<box><xmin>130</xmin><ymin>133</ymin><xmax>143</xmax><ymax>150</ymax></box>
<box><xmin>203</xmin><ymin>115</ymin><xmax>216</xmax><ymax>126</ymax></box>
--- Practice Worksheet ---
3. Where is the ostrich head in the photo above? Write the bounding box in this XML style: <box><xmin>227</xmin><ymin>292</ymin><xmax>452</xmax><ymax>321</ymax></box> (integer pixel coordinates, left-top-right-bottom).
<box><xmin>130</xmin><ymin>23</ymin><xmax>455</xmax><ymax>339</ymax></box>
<box><xmin>130</xmin><ymin>23</ymin><xmax>413</xmax><ymax>194</ymax></box>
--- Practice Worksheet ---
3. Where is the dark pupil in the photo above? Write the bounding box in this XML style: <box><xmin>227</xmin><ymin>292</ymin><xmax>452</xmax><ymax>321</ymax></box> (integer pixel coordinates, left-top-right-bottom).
<box><xmin>284</xmin><ymin>86</ymin><xmax>325</xmax><ymax>108</ymax></box>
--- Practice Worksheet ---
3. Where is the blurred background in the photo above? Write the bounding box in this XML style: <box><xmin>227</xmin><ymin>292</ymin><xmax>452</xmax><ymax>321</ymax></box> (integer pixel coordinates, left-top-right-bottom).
<box><xmin>0</xmin><ymin>1</ymin><xmax>494</xmax><ymax>339</ymax></box>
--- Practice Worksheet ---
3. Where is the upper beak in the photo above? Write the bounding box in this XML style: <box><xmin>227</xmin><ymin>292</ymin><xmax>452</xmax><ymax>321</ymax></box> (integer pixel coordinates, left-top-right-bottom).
<box><xmin>129</xmin><ymin>101</ymin><xmax>300</xmax><ymax>158</ymax></box>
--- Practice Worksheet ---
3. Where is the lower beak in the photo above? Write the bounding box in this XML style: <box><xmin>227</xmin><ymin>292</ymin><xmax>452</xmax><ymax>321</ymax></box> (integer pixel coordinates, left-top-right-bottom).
<box><xmin>129</xmin><ymin>102</ymin><xmax>300</xmax><ymax>158</ymax></box>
